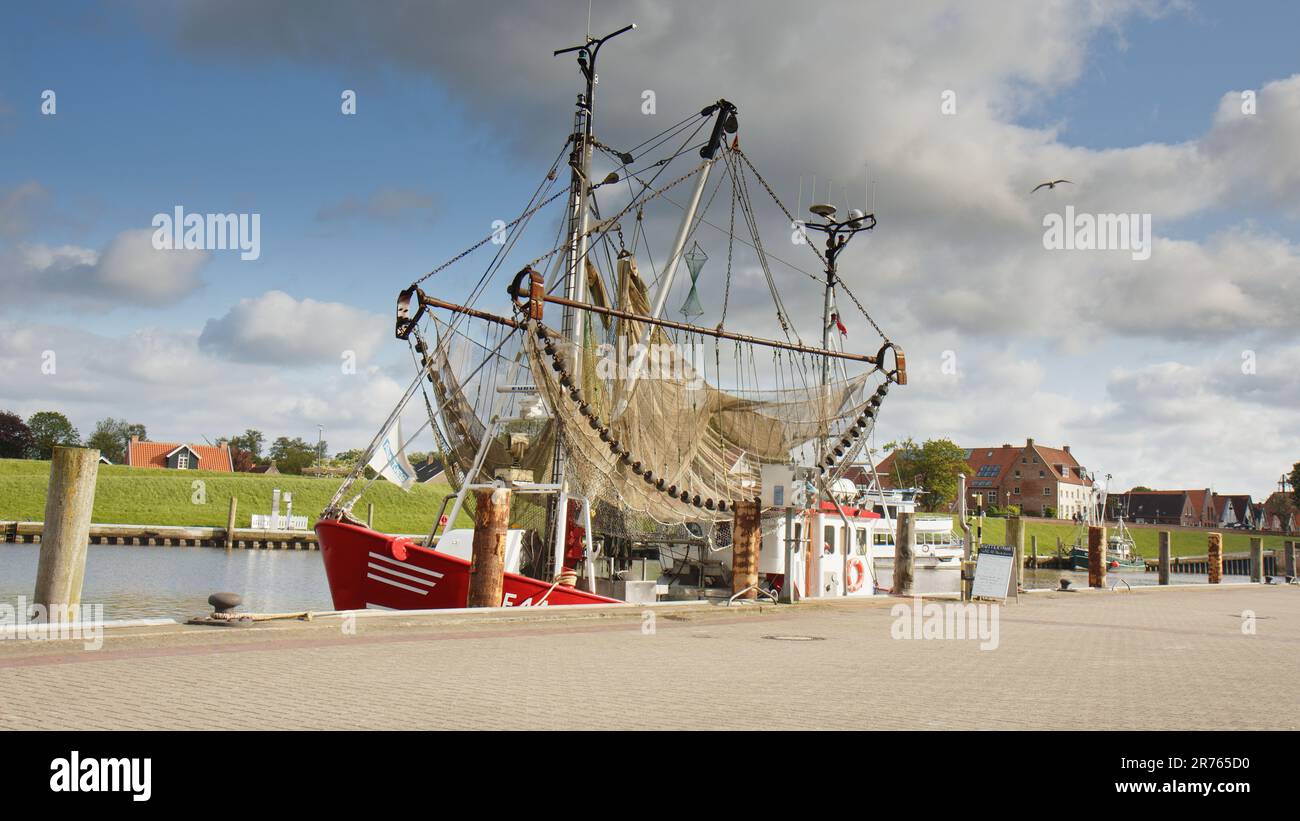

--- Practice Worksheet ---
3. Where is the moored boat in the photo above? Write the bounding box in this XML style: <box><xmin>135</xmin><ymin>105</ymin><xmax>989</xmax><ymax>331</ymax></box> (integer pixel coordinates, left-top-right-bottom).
<box><xmin>314</xmin><ymin>22</ymin><xmax>907</xmax><ymax>610</ymax></box>
<box><xmin>316</xmin><ymin>519</ymin><xmax>619</xmax><ymax>610</ymax></box>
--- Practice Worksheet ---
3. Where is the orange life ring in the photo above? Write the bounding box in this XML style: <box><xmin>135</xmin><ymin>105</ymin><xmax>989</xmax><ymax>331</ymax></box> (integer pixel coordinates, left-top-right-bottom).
<box><xmin>846</xmin><ymin>556</ymin><xmax>867</xmax><ymax>592</ymax></box>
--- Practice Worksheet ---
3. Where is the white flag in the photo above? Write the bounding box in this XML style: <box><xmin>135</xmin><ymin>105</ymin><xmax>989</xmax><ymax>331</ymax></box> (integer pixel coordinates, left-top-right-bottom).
<box><xmin>368</xmin><ymin>419</ymin><xmax>418</xmax><ymax>491</ymax></box>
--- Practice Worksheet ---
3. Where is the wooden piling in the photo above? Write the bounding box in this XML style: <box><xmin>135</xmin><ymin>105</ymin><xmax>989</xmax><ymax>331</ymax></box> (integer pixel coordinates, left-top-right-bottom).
<box><xmin>467</xmin><ymin>486</ymin><xmax>510</xmax><ymax>607</ymax></box>
<box><xmin>1088</xmin><ymin>525</ymin><xmax>1106</xmax><ymax>588</ymax></box>
<box><xmin>1157</xmin><ymin>531</ymin><xmax>1171</xmax><ymax>585</ymax></box>
<box><xmin>1207</xmin><ymin>532</ymin><xmax>1223</xmax><ymax>584</ymax></box>
<box><xmin>731</xmin><ymin>499</ymin><xmax>760</xmax><ymax>600</ymax></box>
<box><xmin>1249</xmin><ymin>537</ymin><xmax>1263</xmax><ymax>583</ymax></box>
<box><xmin>1286</xmin><ymin>541</ymin><xmax>1297</xmax><ymax>579</ymax></box>
<box><xmin>1006</xmin><ymin>516</ymin><xmax>1024</xmax><ymax>590</ymax></box>
<box><xmin>1030</xmin><ymin>535</ymin><xmax>1038</xmax><ymax>569</ymax></box>
<box><xmin>224</xmin><ymin>496</ymin><xmax>237</xmax><ymax>550</ymax></box>
<box><xmin>893</xmin><ymin>512</ymin><xmax>916</xmax><ymax>595</ymax></box>
<box><xmin>33</xmin><ymin>447</ymin><xmax>100</xmax><ymax>618</ymax></box>
<box><xmin>366</xmin><ymin>503</ymin><xmax>375</xmax><ymax>530</ymax></box>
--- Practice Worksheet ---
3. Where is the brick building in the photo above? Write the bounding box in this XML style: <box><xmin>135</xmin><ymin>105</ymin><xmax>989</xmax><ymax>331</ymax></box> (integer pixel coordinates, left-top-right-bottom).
<box><xmin>876</xmin><ymin>438</ymin><xmax>1094</xmax><ymax>519</ymax></box>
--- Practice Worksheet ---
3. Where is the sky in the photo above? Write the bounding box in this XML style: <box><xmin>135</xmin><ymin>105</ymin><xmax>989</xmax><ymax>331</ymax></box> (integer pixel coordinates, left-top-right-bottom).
<box><xmin>1</xmin><ymin>0</ymin><xmax>1298</xmax><ymax>499</ymax></box>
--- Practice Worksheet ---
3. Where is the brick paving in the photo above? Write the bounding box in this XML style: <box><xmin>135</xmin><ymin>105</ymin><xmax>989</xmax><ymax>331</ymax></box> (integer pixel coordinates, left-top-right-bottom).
<box><xmin>0</xmin><ymin>585</ymin><xmax>1296</xmax><ymax>730</ymax></box>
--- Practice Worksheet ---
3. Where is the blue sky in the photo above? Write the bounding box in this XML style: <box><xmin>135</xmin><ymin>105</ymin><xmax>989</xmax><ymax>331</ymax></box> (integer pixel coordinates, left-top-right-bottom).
<box><xmin>1030</xmin><ymin>3</ymin><xmax>1300</xmax><ymax>147</ymax></box>
<box><xmin>2</xmin><ymin>1</ymin><xmax>1299</xmax><ymax>497</ymax></box>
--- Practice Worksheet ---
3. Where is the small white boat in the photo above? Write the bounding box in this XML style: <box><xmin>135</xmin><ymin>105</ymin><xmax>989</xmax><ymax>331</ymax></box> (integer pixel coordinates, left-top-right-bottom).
<box><xmin>861</xmin><ymin>486</ymin><xmax>964</xmax><ymax>570</ymax></box>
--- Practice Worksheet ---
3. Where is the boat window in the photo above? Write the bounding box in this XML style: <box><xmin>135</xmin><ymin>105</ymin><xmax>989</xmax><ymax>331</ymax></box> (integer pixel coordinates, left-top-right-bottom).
<box><xmin>856</xmin><ymin>527</ymin><xmax>869</xmax><ymax>555</ymax></box>
<box><xmin>823</xmin><ymin>525</ymin><xmax>836</xmax><ymax>555</ymax></box>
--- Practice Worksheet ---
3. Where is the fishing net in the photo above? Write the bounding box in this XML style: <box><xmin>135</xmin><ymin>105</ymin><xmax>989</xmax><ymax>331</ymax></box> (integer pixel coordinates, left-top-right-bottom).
<box><xmin>425</xmin><ymin>255</ymin><xmax>881</xmax><ymax>552</ymax></box>
<box><xmin>525</xmin><ymin>255</ymin><xmax>875</xmax><ymax>531</ymax></box>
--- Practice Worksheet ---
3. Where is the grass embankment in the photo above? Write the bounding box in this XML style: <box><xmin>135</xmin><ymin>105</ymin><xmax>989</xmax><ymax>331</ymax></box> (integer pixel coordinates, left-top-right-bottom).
<box><xmin>0</xmin><ymin>458</ymin><xmax>469</xmax><ymax>534</ymax></box>
<box><xmin>952</xmin><ymin>515</ymin><xmax>1293</xmax><ymax>558</ymax></box>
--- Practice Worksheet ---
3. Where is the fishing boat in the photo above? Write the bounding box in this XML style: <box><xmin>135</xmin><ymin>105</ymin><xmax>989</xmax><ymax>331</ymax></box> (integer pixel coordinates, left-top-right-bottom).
<box><xmin>859</xmin><ymin>486</ymin><xmax>963</xmax><ymax>570</ymax></box>
<box><xmin>1070</xmin><ymin>515</ymin><xmax>1144</xmax><ymax>571</ymax></box>
<box><xmin>316</xmin><ymin>23</ymin><xmax>907</xmax><ymax>609</ymax></box>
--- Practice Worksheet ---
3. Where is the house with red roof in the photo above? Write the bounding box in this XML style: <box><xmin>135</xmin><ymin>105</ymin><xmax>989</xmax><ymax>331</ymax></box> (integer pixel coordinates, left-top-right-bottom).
<box><xmin>1211</xmin><ymin>493</ymin><xmax>1238</xmax><ymax>528</ymax></box>
<box><xmin>875</xmin><ymin>438</ymin><xmax>1093</xmax><ymax>518</ymax></box>
<box><xmin>126</xmin><ymin>436</ymin><xmax>234</xmax><ymax>472</ymax></box>
<box><xmin>1184</xmin><ymin>488</ymin><xmax>1214</xmax><ymax>526</ymax></box>
<box><xmin>1260</xmin><ymin>492</ymin><xmax>1299</xmax><ymax>533</ymax></box>
<box><xmin>1211</xmin><ymin>493</ymin><xmax>1257</xmax><ymax>529</ymax></box>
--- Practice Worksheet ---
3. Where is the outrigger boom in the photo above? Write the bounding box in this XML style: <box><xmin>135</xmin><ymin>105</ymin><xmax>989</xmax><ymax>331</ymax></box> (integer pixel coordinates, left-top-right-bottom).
<box><xmin>394</xmin><ymin>276</ymin><xmax>907</xmax><ymax>381</ymax></box>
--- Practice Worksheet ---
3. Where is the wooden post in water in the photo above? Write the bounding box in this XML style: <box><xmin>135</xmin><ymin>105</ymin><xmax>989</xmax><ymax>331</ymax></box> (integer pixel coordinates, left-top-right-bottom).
<box><xmin>1157</xmin><ymin>531</ymin><xmax>1171</xmax><ymax>585</ymax></box>
<box><xmin>1249</xmin><ymin>536</ymin><xmax>1264</xmax><ymax>583</ymax></box>
<box><xmin>1006</xmin><ymin>515</ymin><xmax>1024</xmax><ymax>591</ymax></box>
<box><xmin>1088</xmin><ymin>525</ymin><xmax>1106</xmax><ymax>588</ymax></box>
<box><xmin>1030</xmin><ymin>535</ymin><xmax>1038</xmax><ymax>569</ymax></box>
<box><xmin>731</xmin><ymin>499</ymin><xmax>760</xmax><ymax>600</ymax></box>
<box><xmin>366</xmin><ymin>503</ymin><xmax>375</xmax><ymax>530</ymax></box>
<box><xmin>893</xmin><ymin>512</ymin><xmax>916</xmax><ymax>595</ymax></box>
<box><xmin>33</xmin><ymin>447</ymin><xmax>100</xmax><ymax>618</ymax></box>
<box><xmin>1207</xmin><ymin>532</ymin><xmax>1223</xmax><ymax>584</ymax></box>
<box><xmin>1286</xmin><ymin>540</ymin><xmax>1297</xmax><ymax>579</ymax></box>
<box><xmin>467</xmin><ymin>486</ymin><xmax>510</xmax><ymax>607</ymax></box>
<box><xmin>224</xmin><ymin>496</ymin><xmax>237</xmax><ymax>550</ymax></box>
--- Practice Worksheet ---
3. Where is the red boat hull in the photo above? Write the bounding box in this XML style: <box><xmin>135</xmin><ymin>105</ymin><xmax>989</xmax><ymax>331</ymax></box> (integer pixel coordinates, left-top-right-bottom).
<box><xmin>315</xmin><ymin>519</ymin><xmax>621</xmax><ymax>610</ymax></box>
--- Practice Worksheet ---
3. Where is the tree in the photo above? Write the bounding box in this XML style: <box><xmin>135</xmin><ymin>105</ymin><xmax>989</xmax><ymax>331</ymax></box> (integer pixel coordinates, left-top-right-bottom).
<box><xmin>270</xmin><ymin>436</ymin><xmax>318</xmax><ymax>474</ymax></box>
<box><xmin>26</xmin><ymin>411</ymin><xmax>80</xmax><ymax>459</ymax></box>
<box><xmin>1130</xmin><ymin>485</ymin><xmax>1153</xmax><ymax>492</ymax></box>
<box><xmin>230</xmin><ymin>447</ymin><xmax>255</xmax><ymax>473</ymax></box>
<box><xmin>228</xmin><ymin>429</ymin><xmax>265</xmax><ymax>462</ymax></box>
<box><xmin>85</xmin><ymin>417</ymin><xmax>146</xmax><ymax>464</ymax></box>
<box><xmin>0</xmin><ymin>411</ymin><xmax>35</xmax><ymax>459</ymax></box>
<box><xmin>883</xmin><ymin>437</ymin><xmax>972</xmax><ymax>512</ymax></box>
<box><xmin>1290</xmin><ymin>462</ymin><xmax>1300</xmax><ymax>510</ymax></box>
<box><xmin>334</xmin><ymin>448</ymin><xmax>366</xmax><ymax>466</ymax></box>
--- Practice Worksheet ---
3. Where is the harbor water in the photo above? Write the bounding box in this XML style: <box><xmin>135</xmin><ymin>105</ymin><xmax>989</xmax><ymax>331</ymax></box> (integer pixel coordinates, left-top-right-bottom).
<box><xmin>0</xmin><ymin>544</ymin><xmax>1253</xmax><ymax>621</ymax></box>
<box><xmin>1</xmin><ymin>543</ymin><xmax>333</xmax><ymax>620</ymax></box>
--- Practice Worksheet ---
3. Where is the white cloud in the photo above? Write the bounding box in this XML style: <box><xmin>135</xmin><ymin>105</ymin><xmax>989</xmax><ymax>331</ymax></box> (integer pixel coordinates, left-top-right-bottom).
<box><xmin>198</xmin><ymin>290</ymin><xmax>387</xmax><ymax>366</ymax></box>
<box><xmin>1</xmin><ymin>0</ymin><xmax>1289</xmax><ymax>491</ymax></box>
<box><xmin>2</xmin><ymin>227</ymin><xmax>208</xmax><ymax>308</ymax></box>
<box><xmin>0</xmin><ymin>319</ymin><xmax>411</xmax><ymax>452</ymax></box>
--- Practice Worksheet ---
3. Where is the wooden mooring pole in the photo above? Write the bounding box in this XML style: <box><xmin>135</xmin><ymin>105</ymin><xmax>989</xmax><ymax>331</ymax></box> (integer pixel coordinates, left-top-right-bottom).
<box><xmin>224</xmin><ymin>496</ymin><xmax>237</xmax><ymax>550</ymax></box>
<box><xmin>731</xmin><ymin>499</ymin><xmax>760</xmax><ymax>600</ymax></box>
<box><xmin>1157</xmin><ymin>531</ymin><xmax>1171</xmax><ymax>585</ymax></box>
<box><xmin>893</xmin><ymin>512</ymin><xmax>916</xmax><ymax>595</ymax></box>
<box><xmin>1029</xmin><ymin>535</ymin><xmax>1038</xmax><ymax>569</ymax></box>
<box><xmin>1207</xmin><ymin>532</ymin><xmax>1223</xmax><ymax>584</ymax></box>
<box><xmin>33</xmin><ymin>447</ymin><xmax>99</xmax><ymax>618</ymax></box>
<box><xmin>467</xmin><ymin>486</ymin><xmax>510</xmax><ymax>607</ymax></box>
<box><xmin>1249</xmin><ymin>537</ymin><xmax>1264</xmax><ymax>583</ymax></box>
<box><xmin>366</xmin><ymin>503</ymin><xmax>375</xmax><ymax>530</ymax></box>
<box><xmin>1006</xmin><ymin>516</ymin><xmax>1024</xmax><ymax>591</ymax></box>
<box><xmin>1088</xmin><ymin>525</ymin><xmax>1106</xmax><ymax>588</ymax></box>
<box><xmin>1286</xmin><ymin>540</ymin><xmax>1297</xmax><ymax>579</ymax></box>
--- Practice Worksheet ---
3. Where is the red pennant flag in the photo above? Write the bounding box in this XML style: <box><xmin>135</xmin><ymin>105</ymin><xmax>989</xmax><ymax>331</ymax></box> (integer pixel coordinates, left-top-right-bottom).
<box><xmin>831</xmin><ymin>312</ymin><xmax>847</xmax><ymax>337</ymax></box>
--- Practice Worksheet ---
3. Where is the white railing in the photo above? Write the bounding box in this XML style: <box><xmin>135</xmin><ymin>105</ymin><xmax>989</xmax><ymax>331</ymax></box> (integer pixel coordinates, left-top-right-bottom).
<box><xmin>250</xmin><ymin>514</ymin><xmax>310</xmax><ymax>531</ymax></box>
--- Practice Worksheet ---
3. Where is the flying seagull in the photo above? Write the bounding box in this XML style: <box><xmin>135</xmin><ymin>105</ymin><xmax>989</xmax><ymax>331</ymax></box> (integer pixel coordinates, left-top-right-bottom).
<box><xmin>1031</xmin><ymin>179</ymin><xmax>1073</xmax><ymax>193</ymax></box>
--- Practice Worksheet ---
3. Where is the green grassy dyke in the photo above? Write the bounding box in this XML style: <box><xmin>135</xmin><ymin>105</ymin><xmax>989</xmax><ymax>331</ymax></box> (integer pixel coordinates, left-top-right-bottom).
<box><xmin>0</xmin><ymin>458</ymin><xmax>469</xmax><ymax>534</ymax></box>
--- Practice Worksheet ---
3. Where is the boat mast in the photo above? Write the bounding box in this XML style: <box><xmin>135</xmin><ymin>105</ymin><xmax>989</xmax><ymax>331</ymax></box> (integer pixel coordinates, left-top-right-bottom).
<box><xmin>802</xmin><ymin>202</ymin><xmax>876</xmax><ymax>471</ymax></box>
<box><xmin>614</xmin><ymin>98</ymin><xmax>737</xmax><ymax>419</ymax></box>
<box><xmin>548</xmin><ymin>24</ymin><xmax>635</xmax><ymax>578</ymax></box>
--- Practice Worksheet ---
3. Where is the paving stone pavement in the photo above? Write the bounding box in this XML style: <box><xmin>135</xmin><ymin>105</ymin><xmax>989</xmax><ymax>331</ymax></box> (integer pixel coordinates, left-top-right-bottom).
<box><xmin>0</xmin><ymin>585</ymin><xmax>1295</xmax><ymax>730</ymax></box>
